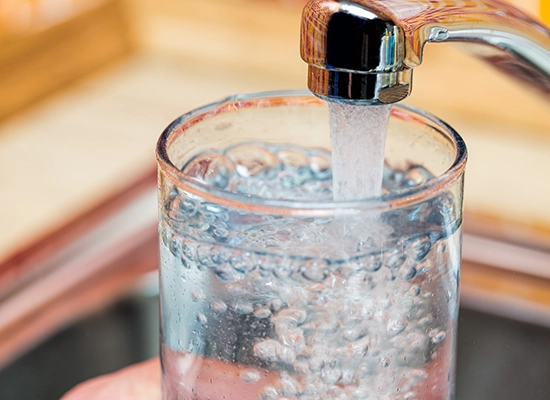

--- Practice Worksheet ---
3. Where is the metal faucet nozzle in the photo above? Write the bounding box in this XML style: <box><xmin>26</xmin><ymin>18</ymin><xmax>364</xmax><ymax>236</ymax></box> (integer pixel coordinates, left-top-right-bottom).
<box><xmin>300</xmin><ymin>0</ymin><xmax>550</xmax><ymax>104</ymax></box>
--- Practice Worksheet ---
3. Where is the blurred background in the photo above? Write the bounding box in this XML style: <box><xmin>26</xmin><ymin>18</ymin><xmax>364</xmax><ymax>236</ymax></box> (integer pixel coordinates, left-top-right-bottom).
<box><xmin>1</xmin><ymin>0</ymin><xmax>550</xmax><ymax>399</ymax></box>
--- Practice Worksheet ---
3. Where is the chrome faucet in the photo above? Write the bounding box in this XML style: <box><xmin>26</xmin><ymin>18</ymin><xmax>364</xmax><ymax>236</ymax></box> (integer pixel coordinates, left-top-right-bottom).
<box><xmin>301</xmin><ymin>0</ymin><xmax>550</xmax><ymax>104</ymax></box>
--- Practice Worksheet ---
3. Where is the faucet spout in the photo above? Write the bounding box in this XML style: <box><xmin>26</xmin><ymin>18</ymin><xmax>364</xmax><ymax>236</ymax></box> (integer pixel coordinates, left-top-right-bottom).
<box><xmin>301</xmin><ymin>0</ymin><xmax>550</xmax><ymax>104</ymax></box>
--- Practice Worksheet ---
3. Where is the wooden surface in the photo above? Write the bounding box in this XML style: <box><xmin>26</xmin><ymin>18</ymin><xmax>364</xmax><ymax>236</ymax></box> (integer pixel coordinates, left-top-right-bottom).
<box><xmin>2</xmin><ymin>0</ymin><xmax>550</xmax><ymax>262</ymax></box>
<box><xmin>0</xmin><ymin>0</ymin><xmax>133</xmax><ymax>121</ymax></box>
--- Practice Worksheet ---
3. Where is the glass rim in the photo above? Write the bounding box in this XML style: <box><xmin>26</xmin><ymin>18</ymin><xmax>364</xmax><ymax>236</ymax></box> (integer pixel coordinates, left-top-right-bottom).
<box><xmin>156</xmin><ymin>90</ymin><xmax>467</xmax><ymax>216</ymax></box>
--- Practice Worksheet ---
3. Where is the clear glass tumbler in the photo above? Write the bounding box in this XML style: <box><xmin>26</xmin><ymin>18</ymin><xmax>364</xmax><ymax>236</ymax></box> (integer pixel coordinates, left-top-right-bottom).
<box><xmin>156</xmin><ymin>91</ymin><xmax>467</xmax><ymax>400</ymax></box>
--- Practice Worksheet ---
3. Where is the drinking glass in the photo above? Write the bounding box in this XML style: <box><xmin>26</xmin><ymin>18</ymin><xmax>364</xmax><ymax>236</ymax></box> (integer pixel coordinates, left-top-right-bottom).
<box><xmin>156</xmin><ymin>91</ymin><xmax>467</xmax><ymax>400</ymax></box>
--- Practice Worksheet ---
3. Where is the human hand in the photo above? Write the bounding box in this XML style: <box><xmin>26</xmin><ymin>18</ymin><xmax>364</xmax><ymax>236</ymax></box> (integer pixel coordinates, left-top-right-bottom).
<box><xmin>60</xmin><ymin>355</ymin><xmax>275</xmax><ymax>400</ymax></box>
<box><xmin>61</xmin><ymin>358</ymin><xmax>161</xmax><ymax>400</ymax></box>
<box><xmin>62</xmin><ymin>338</ymin><xmax>451</xmax><ymax>400</ymax></box>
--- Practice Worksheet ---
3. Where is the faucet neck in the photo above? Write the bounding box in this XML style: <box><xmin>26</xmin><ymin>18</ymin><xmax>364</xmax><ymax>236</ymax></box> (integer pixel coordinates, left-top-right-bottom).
<box><xmin>301</xmin><ymin>0</ymin><xmax>550</xmax><ymax>103</ymax></box>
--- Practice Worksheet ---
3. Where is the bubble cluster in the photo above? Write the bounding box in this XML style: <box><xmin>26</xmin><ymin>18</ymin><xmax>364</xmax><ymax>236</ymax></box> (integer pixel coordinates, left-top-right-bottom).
<box><xmin>160</xmin><ymin>142</ymin><xmax>461</xmax><ymax>400</ymax></box>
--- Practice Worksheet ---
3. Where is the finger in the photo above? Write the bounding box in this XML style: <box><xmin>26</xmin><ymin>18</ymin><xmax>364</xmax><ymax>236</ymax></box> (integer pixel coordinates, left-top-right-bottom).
<box><xmin>61</xmin><ymin>358</ymin><xmax>161</xmax><ymax>400</ymax></box>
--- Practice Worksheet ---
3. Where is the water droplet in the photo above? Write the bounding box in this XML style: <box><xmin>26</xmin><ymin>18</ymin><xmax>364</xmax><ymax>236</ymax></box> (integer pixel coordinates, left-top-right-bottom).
<box><xmin>240</xmin><ymin>369</ymin><xmax>261</xmax><ymax>383</ymax></box>
<box><xmin>191</xmin><ymin>289</ymin><xmax>205</xmax><ymax>302</ymax></box>
<box><xmin>197</xmin><ymin>313</ymin><xmax>207</xmax><ymax>324</ymax></box>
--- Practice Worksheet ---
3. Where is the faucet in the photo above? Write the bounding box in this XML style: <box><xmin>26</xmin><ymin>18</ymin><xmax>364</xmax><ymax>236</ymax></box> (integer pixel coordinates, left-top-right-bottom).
<box><xmin>300</xmin><ymin>0</ymin><xmax>550</xmax><ymax>104</ymax></box>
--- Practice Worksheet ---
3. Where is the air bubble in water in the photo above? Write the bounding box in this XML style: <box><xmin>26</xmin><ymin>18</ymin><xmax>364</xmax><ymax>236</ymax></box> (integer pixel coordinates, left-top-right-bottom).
<box><xmin>191</xmin><ymin>289</ymin><xmax>205</xmax><ymax>302</ymax></box>
<box><xmin>429</xmin><ymin>329</ymin><xmax>447</xmax><ymax>344</ymax></box>
<box><xmin>275</xmin><ymin>308</ymin><xmax>307</xmax><ymax>327</ymax></box>
<box><xmin>401</xmin><ymin>266</ymin><xmax>417</xmax><ymax>281</ymax></box>
<box><xmin>279</xmin><ymin>346</ymin><xmax>297</xmax><ymax>364</ymax></box>
<box><xmin>387</xmin><ymin>318</ymin><xmax>407</xmax><ymax>335</ymax></box>
<box><xmin>385</xmin><ymin>248</ymin><xmax>406</xmax><ymax>269</ymax></box>
<box><xmin>342</xmin><ymin>327</ymin><xmax>368</xmax><ymax>342</ymax></box>
<box><xmin>230</xmin><ymin>253</ymin><xmax>257</xmax><ymax>273</ymax></box>
<box><xmin>404</xmin><ymin>166</ymin><xmax>431</xmax><ymax>187</ymax></box>
<box><xmin>260</xmin><ymin>385</ymin><xmax>278</xmax><ymax>400</ymax></box>
<box><xmin>226</xmin><ymin>144</ymin><xmax>277</xmax><ymax>177</ymax></box>
<box><xmin>309</xmin><ymin>153</ymin><xmax>331</xmax><ymax>179</ymax></box>
<box><xmin>279</xmin><ymin>328</ymin><xmax>305</xmax><ymax>350</ymax></box>
<box><xmin>410</xmin><ymin>369</ymin><xmax>428</xmax><ymax>382</ymax></box>
<box><xmin>212</xmin><ymin>226</ymin><xmax>229</xmax><ymax>242</ymax></box>
<box><xmin>182</xmin><ymin>152</ymin><xmax>236</xmax><ymax>189</ymax></box>
<box><xmin>302</xmin><ymin>261</ymin><xmax>328</xmax><ymax>282</ymax></box>
<box><xmin>273</xmin><ymin>260</ymin><xmax>294</xmax><ymax>279</ymax></box>
<box><xmin>277</xmin><ymin>148</ymin><xmax>309</xmax><ymax>169</ymax></box>
<box><xmin>279</xmin><ymin>373</ymin><xmax>301</xmax><ymax>396</ymax></box>
<box><xmin>168</xmin><ymin>234</ymin><xmax>180</xmax><ymax>258</ymax></box>
<box><xmin>380</xmin><ymin>357</ymin><xmax>391</xmax><ymax>368</ymax></box>
<box><xmin>321</xmin><ymin>368</ymin><xmax>342</xmax><ymax>385</ymax></box>
<box><xmin>363</xmin><ymin>253</ymin><xmax>382</xmax><ymax>272</ymax></box>
<box><xmin>240</xmin><ymin>369</ymin><xmax>261</xmax><ymax>383</ymax></box>
<box><xmin>404</xmin><ymin>392</ymin><xmax>417</xmax><ymax>400</ymax></box>
<box><xmin>344</xmin><ymin>336</ymin><xmax>370</xmax><ymax>357</ymax></box>
<box><xmin>253</xmin><ymin>307</ymin><xmax>272</xmax><ymax>319</ymax></box>
<box><xmin>254</xmin><ymin>339</ymin><xmax>282</xmax><ymax>362</ymax></box>
<box><xmin>211</xmin><ymin>300</ymin><xmax>227</xmax><ymax>313</ymax></box>
<box><xmin>196</xmin><ymin>245</ymin><xmax>213</xmax><ymax>267</ymax></box>
<box><xmin>407</xmin><ymin>236</ymin><xmax>432</xmax><ymax>261</ymax></box>
<box><xmin>270</xmin><ymin>299</ymin><xmax>283</xmax><ymax>312</ymax></box>
<box><xmin>233</xmin><ymin>300</ymin><xmax>254</xmax><ymax>314</ymax></box>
